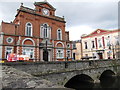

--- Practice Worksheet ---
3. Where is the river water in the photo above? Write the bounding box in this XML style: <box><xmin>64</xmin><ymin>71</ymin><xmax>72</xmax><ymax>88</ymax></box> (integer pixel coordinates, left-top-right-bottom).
<box><xmin>65</xmin><ymin>75</ymin><xmax>120</xmax><ymax>90</ymax></box>
<box><xmin>93</xmin><ymin>75</ymin><xmax>120</xmax><ymax>89</ymax></box>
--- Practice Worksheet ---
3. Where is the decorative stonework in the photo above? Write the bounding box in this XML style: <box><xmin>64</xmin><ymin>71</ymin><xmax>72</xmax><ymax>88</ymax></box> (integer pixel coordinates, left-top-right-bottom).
<box><xmin>6</xmin><ymin>37</ymin><xmax>13</xmax><ymax>43</ymax></box>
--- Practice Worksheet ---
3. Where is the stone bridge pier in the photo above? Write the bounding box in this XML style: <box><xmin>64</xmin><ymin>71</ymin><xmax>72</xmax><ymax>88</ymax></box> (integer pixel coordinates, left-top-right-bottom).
<box><xmin>2</xmin><ymin>59</ymin><xmax>120</xmax><ymax>89</ymax></box>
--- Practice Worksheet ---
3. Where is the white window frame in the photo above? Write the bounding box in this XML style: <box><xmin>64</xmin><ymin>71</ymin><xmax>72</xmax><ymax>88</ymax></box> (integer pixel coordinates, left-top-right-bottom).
<box><xmin>25</xmin><ymin>22</ymin><xmax>33</xmax><ymax>37</ymax></box>
<box><xmin>57</xmin><ymin>29</ymin><xmax>62</xmax><ymax>40</ymax></box>
<box><xmin>22</xmin><ymin>47</ymin><xmax>34</xmax><ymax>59</ymax></box>
<box><xmin>105</xmin><ymin>36</ymin><xmax>111</xmax><ymax>47</ymax></box>
<box><xmin>40</xmin><ymin>23</ymin><xmax>51</xmax><ymax>39</ymax></box>
<box><xmin>56</xmin><ymin>49</ymin><xmax>64</xmax><ymax>59</ymax></box>
<box><xmin>84</xmin><ymin>42</ymin><xmax>88</xmax><ymax>49</ymax></box>
<box><xmin>5</xmin><ymin>46</ymin><xmax>13</xmax><ymax>58</ymax></box>
<box><xmin>72</xmin><ymin>43</ymin><xmax>76</xmax><ymax>49</ymax></box>
<box><xmin>66</xmin><ymin>50</ymin><xmax>71</xmax><ymax>58</ymax></box>
<box><xmin>98</xmin><ymin>38</ymin><xmax>102</xmax><ymax>48</ymax></box>
<box><xmin>67</xmin><ymin>43</ymin><xmax>70</xmax><ymax>48</ymax></box>
<box><xmin>91</xmin><ymin>40</ymin><xmax>95</xmax><ymax>48</ymax></box>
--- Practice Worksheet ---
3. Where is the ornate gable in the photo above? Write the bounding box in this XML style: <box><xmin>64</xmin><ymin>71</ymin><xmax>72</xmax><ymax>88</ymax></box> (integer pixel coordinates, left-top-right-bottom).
<box><xmin>89</xmin><ymin>29</ymin><xmax>110</xmax><ymax>36</ymax></box>
<box><xmin>34</xmin><ymin>2</ymin><xmax>56</xmax><ymax>10</ymax></box>
<box><xmin>81</xmin><ymin>29</ymin><xmax>111</xmax><ymax>38</ymax></box>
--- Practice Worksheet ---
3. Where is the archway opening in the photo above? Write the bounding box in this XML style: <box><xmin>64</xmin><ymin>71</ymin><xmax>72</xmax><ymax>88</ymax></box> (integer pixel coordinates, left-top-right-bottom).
<box><xmin>99</xmin><ymin>70</ymin><xmax>116</xmax><ymax>88</ymax></box>
<box><xmin>64</xmin><ymin>74</ymin><xmax>94</xmax><ymax>89</ymax></box>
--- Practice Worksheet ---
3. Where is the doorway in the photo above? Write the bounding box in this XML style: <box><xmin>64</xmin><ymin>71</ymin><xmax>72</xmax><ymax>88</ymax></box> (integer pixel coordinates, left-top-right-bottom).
<box><xmin>98</xmin><ymin>53</ymin><xmax>103</xmax><ymax>59</ymax></box>
<box><xmin>43</xmin><ymin>49</ymin><xmax>48</xmax><ymax>61</ymax></box>
<box><xmin>73</xmin><ymin>53</ymin><xmax>76</xmax><ymax>60</ymax></box>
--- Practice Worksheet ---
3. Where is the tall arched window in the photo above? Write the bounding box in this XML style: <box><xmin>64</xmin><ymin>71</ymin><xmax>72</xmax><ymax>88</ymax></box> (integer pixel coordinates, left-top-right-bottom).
<box><xmin>40</xmin><ymin>23</ymin><xmax>51</xmax><ymax>38</ymax></box>
<box><xmin>85</xmin><ymin>42</ymin><xmax>88</xmax><ymax>49</ymax></box>
<box><xmin>44</xmin><ymin>24</ymin><xmax>48</xmax><ymax>38</ymax></box>
<box><xmin>25</xmin><ymin>22</ymin><xmax>32</xmax><ymax>36</ymax></box>
<box><xmin>57</xmin><ymin>29</ymin><xmax>62</xmax><ymax>40</ymax></box>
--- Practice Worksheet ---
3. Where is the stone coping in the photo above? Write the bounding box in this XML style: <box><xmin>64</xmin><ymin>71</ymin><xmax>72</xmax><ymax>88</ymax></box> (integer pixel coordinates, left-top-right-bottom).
<box><xmin>1</xmin><ymin>59</ymin><xmax>118</xmax><ymax>66</ymax></box>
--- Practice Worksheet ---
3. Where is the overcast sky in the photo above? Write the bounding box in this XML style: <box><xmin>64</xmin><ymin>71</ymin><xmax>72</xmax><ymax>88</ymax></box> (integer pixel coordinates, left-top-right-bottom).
<box><xmin>0</xmin><ymin>0</ymin><xmax>119</xmax><ymax>40</ymax></box>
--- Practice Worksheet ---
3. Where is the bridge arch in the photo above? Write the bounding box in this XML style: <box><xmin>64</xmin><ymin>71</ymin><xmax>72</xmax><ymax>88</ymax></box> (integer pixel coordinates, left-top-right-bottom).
<box><xmin>64</xmin><ymin>74</ymin><xmax>94</xmax><ymax>89</ymax></box>
<box><xmin>99</xmin><ymin>70</ymin><xmax>117</xmax><ymax>88</ymax></box>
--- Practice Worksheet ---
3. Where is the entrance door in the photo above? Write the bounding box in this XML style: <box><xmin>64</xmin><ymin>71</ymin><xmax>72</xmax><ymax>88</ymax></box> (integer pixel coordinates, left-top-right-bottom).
<box><xmin>98</xmin><ymin>53</ymin><xmax>103</xmax><ymax>59</ymax></box>
<box><xmin>43</xmin><ymin>49</ymin><xmax>48</xmax><ymax>61</ymax></box>
<box><xmin>73</xmin><ymin>53</ymin><xmax>75</xmax><ymax>60</ymax></box>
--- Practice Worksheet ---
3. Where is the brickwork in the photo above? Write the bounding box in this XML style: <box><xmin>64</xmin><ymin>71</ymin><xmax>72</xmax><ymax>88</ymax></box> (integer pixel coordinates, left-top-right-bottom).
<box><xmin>0</xmin><ymin>1</ymin><xmax>73</xmax><ymax>61</ymax></box>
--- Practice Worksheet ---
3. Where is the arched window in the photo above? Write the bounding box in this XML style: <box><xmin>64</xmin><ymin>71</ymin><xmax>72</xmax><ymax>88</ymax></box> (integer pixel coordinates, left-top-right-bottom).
<box><xmin>40</xmin><ymin>23</ymin><xmax>51</xmax><ymax>38</ymax></box>
<box><xmin>57</xmin><ymin>29</ymin><xmax>62</xmax><ymax>40</ymax></box>
<box><xmin>25</xmin><ymin>22</ymin><xmax>32</xmax><ymax>36</ymax></box>
<box><xmin>85</xmin><ymin>42</ymin><xmax>88</xmax><ymax>49</ymax></box>
<box><xmin>22</xmin><ymin>38</ymin><xmax>35</xmax><ymax>59</ymax></box>
<box><xmin>56</xmin><ymin>49</ymin><xmax>64</xmax><ymax>58</ymax></box>
<box><xmin>44</xmin><ymin>24</ymin><xmax>48</xmax><ymax>38</ymax></box>
<box><xmin>107</xmin><ymin>36</ymin><xmax>110</xmax><ymax>46</ymax></box>
<box><xmin>56</xmin><ymin>42</ymin><xmax>64</xmax><ymax>59</ymax></box>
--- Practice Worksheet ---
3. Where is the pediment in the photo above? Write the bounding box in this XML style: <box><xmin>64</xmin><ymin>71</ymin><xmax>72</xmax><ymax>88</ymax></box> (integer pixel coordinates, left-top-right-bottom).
<box><xmin>34</xmin><ymin>2</ymin><xmax>56</xmax><ymax>10</ymax></box>
<box><xmin>89</xmin><ymin>29</ymin><xmax>110</xmax><ymax>36</ymax></box>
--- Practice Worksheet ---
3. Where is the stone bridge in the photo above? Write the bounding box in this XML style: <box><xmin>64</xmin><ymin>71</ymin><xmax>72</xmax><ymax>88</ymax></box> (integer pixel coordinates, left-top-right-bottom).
<box><xmin>2</xmin><ymin>59</ymin><xmax>120</xmax><ymax>89</ymax></box>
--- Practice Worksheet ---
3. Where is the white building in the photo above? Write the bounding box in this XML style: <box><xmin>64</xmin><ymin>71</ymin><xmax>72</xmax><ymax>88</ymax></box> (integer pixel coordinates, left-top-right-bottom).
<box><xmin>81</xmin><ymin>29</ymin><xmax>120</xmax><ymax>60</ymax></box>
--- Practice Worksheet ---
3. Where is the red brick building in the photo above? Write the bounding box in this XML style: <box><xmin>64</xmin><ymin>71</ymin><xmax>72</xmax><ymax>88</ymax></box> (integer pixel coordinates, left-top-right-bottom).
<box><xmin>0</xmin><ymin>1</ymin><xmax>73</xmax><ymax>62</ymax></box>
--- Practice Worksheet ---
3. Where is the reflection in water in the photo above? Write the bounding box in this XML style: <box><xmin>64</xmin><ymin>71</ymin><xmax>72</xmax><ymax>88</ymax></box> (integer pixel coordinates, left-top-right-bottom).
<box><xmin>65</xmin><ymin>75</ymin><xmax>120</xmax><ymax>89</ymax></box>
<box><xmin>64</xmin><ymin>74</ymin><xmax>94</xmax><ymax>90</ymax></box>
<box><xmin>100</xmin><ymin>75</ymin><xmax>116</xmax><ymax>88</ymax></box>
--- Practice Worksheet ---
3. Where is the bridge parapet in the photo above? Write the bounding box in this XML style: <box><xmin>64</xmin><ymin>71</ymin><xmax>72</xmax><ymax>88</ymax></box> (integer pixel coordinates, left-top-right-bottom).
<box><xmin>2</xmin><ymin>59</ymin><xmax>120</xmax><ymax>76</ymax></box>
<box><xmin>2</xmin><ymin>59</ymin><xmax>120</xmax><ymax>88</ymax></box>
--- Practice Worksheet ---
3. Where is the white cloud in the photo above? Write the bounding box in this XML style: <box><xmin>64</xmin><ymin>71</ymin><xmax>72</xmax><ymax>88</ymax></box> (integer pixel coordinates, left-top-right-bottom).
<box><xmin>67</xmin><ymin>25</ymin><xmax>94</xmax><ymax>40</ymax></box>
<box><xmin>0</xmin><ymin>1</ymin><xmax>118</xmax><ymax>41</ymax></box>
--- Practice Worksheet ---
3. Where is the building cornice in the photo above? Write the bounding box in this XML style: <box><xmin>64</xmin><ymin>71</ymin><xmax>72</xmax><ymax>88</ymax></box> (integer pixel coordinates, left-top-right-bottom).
<box><xmin>81</xmin><ymin>29</ymin><xmax>120</xmax><ymax>39</ymax></box>
<box><xmin>16</xmin><ymin>7</ymin><xmax>65</xmax><ymax>23</ymax></box>
<box><xmin>0</xmin><ymin>33</ymin><xmax>72</xmax><ymax>42</ymax></box>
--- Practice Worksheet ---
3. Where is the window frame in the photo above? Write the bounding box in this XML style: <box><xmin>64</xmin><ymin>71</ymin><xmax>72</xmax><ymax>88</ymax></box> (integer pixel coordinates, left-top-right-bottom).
<box><xmin>40</xmin><ymin>23</ymin><xmax>51</xmax><ymax>39</ymax></box>
<box><xmin>57</xmin><ymin>29</ymin><xmax>62</xmax><ymax>40</ymax></box>
<box><xmin>22</xmin><ymin>47</ymin><xmax>34</xmax><ymax>59</ymax></box>
<box><xmin>98</xmin><ymin>39</ymin><xmax>102</xmax><ymax>48</ymax></box>
<box><xmin>66</xmin><ymin>50</ymin><xmax>71</xmax><ymax>58</ymax></box>
<box><xmin>84</xmin><ymin>42</ymin><xmax>88</xmax><ymax>49</ymax></box>
<box><xmin>92</xmin><ymin>41</ymin><xmax>95</xmax><ymax>48</ymax></box>
<box><xmin>5</xmin><ymin>46</ymin><xmax>13</xmax><ymax>58</ymax></box>
<box><xmin>25</xmin><ymin>22</ymin><xmax>33</xmax><ymax>37</ymax></box>
<box><xmin>56</xmin><ymin>49</ymin><xmax>64</xmax><ymax>59</ymax></box>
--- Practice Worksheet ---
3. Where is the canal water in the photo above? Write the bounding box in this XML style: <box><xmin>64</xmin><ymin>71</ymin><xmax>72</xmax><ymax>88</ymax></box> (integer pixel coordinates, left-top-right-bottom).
<box><xmin>65</xmin><ymin>75</ymin><xmax>120</xmax><ymax>90</ymax></box>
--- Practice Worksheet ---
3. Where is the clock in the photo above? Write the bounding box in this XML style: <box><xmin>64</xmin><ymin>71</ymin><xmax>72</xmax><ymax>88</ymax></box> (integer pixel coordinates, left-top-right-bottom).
<box><xmin>42</xmin><ymin>8</ymin><xmax>49</xmax><ymax>16</ymax></box>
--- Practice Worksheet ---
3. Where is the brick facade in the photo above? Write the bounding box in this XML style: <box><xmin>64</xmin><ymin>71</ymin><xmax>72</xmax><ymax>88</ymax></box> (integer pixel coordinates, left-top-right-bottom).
<box><xmin>0</xmin><ymin>1</ymin><xmax>73</xmax><ymax>62</ymax></box>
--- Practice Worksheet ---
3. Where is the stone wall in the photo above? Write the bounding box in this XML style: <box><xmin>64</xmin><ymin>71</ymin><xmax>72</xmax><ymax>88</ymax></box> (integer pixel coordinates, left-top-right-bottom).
<box><xmin>2</xmin><ymin>59</ymin><xmax>120</xmax><ymax>75</ymax></box>
<box><xmin>2</xmin><ymin>59</ymin><xmax>120</xmax><ymax>88</ymax></box>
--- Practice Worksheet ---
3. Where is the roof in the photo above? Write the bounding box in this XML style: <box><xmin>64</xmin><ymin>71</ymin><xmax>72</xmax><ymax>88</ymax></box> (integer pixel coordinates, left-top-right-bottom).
<box><xmin>81</xmin><ymin>29</ymin><xmax>120</xmax><ymax>38</ymax></box>
<box><xmin>34</xmin><ymin>1</ymin><xmax>56</xmax><ymax>10</ymax></box>
<box><xmin>16</xmin><ymin>5</ymin><xmax>65</xmax><ymax>23</ymax></box>
<box><xmin>2</xmin><ymin>21</ymin><xmax>19</xmax><ymax>26</ymax></box>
